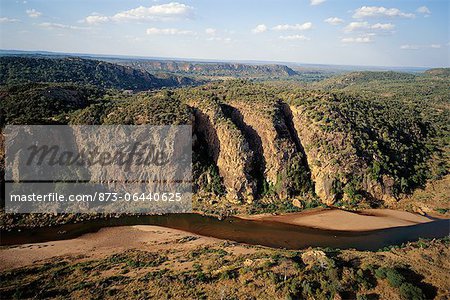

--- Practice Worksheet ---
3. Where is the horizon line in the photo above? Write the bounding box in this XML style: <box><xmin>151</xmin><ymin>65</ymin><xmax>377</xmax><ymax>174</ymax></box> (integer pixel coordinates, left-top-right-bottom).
<box><xmin>1</xmin><ymin>48</ymin><xmax>446</xmax><ymax>70</ymax></box>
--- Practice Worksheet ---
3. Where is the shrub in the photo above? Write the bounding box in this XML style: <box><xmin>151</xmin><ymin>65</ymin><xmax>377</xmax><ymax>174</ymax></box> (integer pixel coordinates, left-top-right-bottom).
<box><xmin>399</xmin><ymin>283</ymin><xmax>425</xmax><ymax>300</ymax></box>
<box><xmin>385</xmin><ymin>269</ymin><xmax>405</xmax><ymax>288</ymax></box>
<box><xmin>434</xmin><ymin>208</ymin><xmax>448</xmax><ymax>214</ymax></box>
<box><xmin>196</xmin><ymin>271</ymin><xmax>209</xmax><ymax>283</ymax></box>
<box><xmin>374</xmin><ymin>267</ymin><xmax>386</xmax><ymax>279</ymax></box>
<box><xmin>355</xmin><ymin>269</ymin><xmax>375</xmax><ymax>290</ymax></box>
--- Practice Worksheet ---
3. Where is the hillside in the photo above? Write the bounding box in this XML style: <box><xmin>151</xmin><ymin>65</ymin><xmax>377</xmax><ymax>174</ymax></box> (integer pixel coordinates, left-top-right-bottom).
<box><xmin>424</xmin><ymin>68</ymin><xmax>450</xmax><ymax>77</ymax></box>
<box><xmin>311</xmin><ymin>70</ymin><xmax>450</xmax><ymax>103</ymax></box>
<box><xmin>0</xmin><ymin>83</ymin><xmax>107</xmax><ymax>126</ymax></box>
<box><xmin>311</xmin><ymin>71</ymin><xmax>417</xmax><ymax>90</ymax></box>
<box><xmin>0</xmin><ymin>56</ymin><xmax>198</xmax><ymax>91</ymax></box>
<box><xmin>110</xmin><ymin>59</ymin><xmax>298</xmax><ymax>78</ymax></box>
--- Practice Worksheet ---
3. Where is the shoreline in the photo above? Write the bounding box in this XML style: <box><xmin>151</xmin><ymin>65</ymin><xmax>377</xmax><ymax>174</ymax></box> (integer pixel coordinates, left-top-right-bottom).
<box><xmin>0</xmin><ymin>225</ymin><xmax>229</xmax><ymax>271</ymax></box>
<box><xmin>1</xmin><ymin>207</ymin><xmax>443</xmax><ymax>235</ymax></box>
<box><xmin>237</xmin><ymin>208</ymin><xmax>436</xmax><ymax>231</ymax></box>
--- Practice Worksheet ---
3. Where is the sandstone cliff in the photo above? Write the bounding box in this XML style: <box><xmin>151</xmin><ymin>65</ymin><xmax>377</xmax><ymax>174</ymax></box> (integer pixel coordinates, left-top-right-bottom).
<box><xmin>222</xmin><ymin>100</ymin><xmax>310</xmax><ymax>198</ymax></box>
<box><xmin>288</xmin><ymin>103</ymin><xmax>396</xmax><ymax>205</ymax></box>
<box><xmin>188</xmin><ymin>96</ymin><xmax>256</xmax><ymax>202</ymax></box>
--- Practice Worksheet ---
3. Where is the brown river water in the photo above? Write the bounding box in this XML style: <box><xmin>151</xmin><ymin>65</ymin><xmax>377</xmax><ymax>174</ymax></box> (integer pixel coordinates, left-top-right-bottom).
<box><xmin>1</xmin><ymin>214</ymin><xmax>449</xmax><ymax>251</ymax></box>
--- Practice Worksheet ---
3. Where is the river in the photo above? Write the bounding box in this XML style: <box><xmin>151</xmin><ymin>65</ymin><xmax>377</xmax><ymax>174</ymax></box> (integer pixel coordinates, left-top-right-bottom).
<box><xmin>1</xmin><ymin>213</ymin><xmax>449</xmax><ymax>251</ymax></box>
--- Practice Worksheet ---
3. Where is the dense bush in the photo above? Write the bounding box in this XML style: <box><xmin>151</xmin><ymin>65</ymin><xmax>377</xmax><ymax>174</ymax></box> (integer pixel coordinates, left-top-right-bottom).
<box><xmin>0</xmin><ymin>83</ymin><xmax>104</xmax><ymax>126</ymax></box>
<box><xmin>385</xmin><ymin>268</ymin><xmax>406</xmax><ymax>288</ymax></box>
<box><xmin>375</xmin><ymin>267</ymin><xmax>426</xmax><ymax>299</ymax></box>
<box><xmin>101</xmin><ymin>91</ymin><xmax>192</xmax><ymax>125</ymax></box>
<box><xmin>399</xmin><ymin>282</ymin><xmax>426</xmax><ymax>300</ymax></box>
<box><xmin>282</xmin><ymin>87</ymin><xmax>443</xmax><ymax>196</ymax></box>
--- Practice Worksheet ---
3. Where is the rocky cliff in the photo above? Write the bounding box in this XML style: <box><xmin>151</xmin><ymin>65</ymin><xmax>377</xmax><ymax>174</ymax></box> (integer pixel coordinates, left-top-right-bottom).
<box><xmin>222</xmin><ymin>99</ymin><xmax>310</xmax><ymax>199</ymax></box>
<box><xmin>186</xmin><ymin>95</ymin><xmax>256</xmax><ymax>202</ymax></box>
<box><xmin>288</xmin><ymin>104</ymin><xmax>395</xmax><ymax>205</ymax></box>
<box><xmin>171</xmin><ymin>82</ymin><xmax>407</xmax><ymax>205</ymax></box>
<box><xmin>115</xmin><ymin>60</ymin><xmax>298</xmax><ymax>78</ymax></box>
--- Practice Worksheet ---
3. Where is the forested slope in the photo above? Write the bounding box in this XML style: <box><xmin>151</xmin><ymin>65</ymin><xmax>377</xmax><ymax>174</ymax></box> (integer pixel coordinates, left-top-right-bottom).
<box><xmin>0</xmin><ymin>56</ymin><xmax>198</xmax><ymax>91</ymax></box>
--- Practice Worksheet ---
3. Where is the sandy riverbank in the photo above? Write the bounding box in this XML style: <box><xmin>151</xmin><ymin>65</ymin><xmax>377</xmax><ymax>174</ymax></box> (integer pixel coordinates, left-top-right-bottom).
<box><xmin>239</xmin><ymin>208</ymin><xmax>435</xmax><ymax>231</ymax></box>
<box><xmin>0</xmin><ymin>208</ymin><xmax>444</xmax><ymax>271</ymax></box>
<box><xmin>0</xmin><ymin>225</ymin><xmax>257</xmax><ymax>271</ymax></box>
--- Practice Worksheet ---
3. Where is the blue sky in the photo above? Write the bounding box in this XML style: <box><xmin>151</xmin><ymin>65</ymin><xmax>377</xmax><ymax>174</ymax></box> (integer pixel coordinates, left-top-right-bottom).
<box><xmin>0</xmin><ymin>0</ymin><xmax>448</xmax><ymax>67</ymax></box>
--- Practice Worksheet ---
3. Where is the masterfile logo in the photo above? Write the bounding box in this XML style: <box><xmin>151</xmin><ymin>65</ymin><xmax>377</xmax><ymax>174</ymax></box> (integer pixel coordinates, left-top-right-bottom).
<box><xmin>4</xmin><ymin>125</ymin><xmax>192</xmax><ymax>213</ymax></box>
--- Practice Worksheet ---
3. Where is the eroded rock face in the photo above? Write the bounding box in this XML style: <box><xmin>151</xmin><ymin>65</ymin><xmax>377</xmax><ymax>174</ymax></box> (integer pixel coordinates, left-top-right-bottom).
<box><xmin>224</xmin><ymin>100</ymin><xmax>307</xmax><ymax>198</ymax></box>
<box><xmin>289</xmin><ymin>105</ymin><xmax>395</xmax><ymax>205</ymax></box>
<box><xmin>0</xmin><ymin>131</ymin><xmax>4</xmax><ymax>205</ymax></box>
<box><xmin>362</xmin><ymin>174</ymin><xmax>396</xmax><ymax>204</ymax></box>
<box><xmin>190</xmin><ymin>100</ymin><xmax>256</xmax><ymax>202</ymax></box>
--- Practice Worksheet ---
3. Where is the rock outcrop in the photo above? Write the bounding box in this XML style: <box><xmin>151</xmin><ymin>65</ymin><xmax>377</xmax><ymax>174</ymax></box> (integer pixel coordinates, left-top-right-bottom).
<box><xmin>289</xmin><ymin>104</ymin><xmax>395</xmax><ymax>205</ymax></box>
<box><xmin>116</xmin><ymin>60</ymin><xmax>298</xmax><ymax>78</ymax></box>
<box><xmin>223</xmin><ymin>99</ymin><xmax>310</xmax><ymax>198</ymax></box>
<box><xmin>189</xmin><ymin>98</ymin><xmax>256</xmax><ymax>202</ymax></box>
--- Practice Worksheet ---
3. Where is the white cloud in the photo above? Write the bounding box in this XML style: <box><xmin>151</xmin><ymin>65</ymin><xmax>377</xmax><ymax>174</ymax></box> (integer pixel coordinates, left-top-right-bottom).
<box><xmin>207</xmin><ymin>36</ymin><xmax>232</xmax><ymax>43</ymax></box>
<box><xmin>39</xmin><ymin>22</ymin><xmax>88</xmax><ymax>30</ymax></box>
<box><xmin>400</xmin><ymin>44</ymin><xmax>442</xmax><ymax>50</ymax></box>
<box><xmin>416</xmin><ymin>6</ymin><xmax>431</xmax><ymax>15</ymax></box>
<box><xmin>344</xmin><ymin>21</ymin><xmax>395</xmax><ymax>32</ymax></box>
<box><xmin>113</xmin><ymin>2</ymin><xmax>193</xmax><ymax>22</ymax></box>
<box><xmin>84</xmin><ymin>15</ymin><xmax>109</xmax><ymax>25</ymax></box>
<box><xmin>0</xmin><ymin>17</ymin><xmax>20</xmax><ymax>23</ymax></box>
<box><xmin>205</xmin><ymin>28</ymin><xmax>216</xmax><ymax>36</ymax></box>
<box><xmin>273</xmin><ymin>22</ymin><xmax>312</xmax><ymax>31</ymax></box>
<box><xmin>344</xmin><ymin>21</ymin><xmax>369</xmax><ymax>32</ymax></box>
<box><xmin>252</xmin><ymin>22</ymin><xmax>313</xmax><ymax>34</ymax></box>
<box><xmin>341</xmin><ymin>36</ymin><xmax>372</xmax><ymax>43</ymax></box>
<box><xmin>146</xmin><ymin>27</ymin><xmax>195</xmax><ymax>35</ymax></box>
<box><xmin>324</xmin><ymin>17</ymin><xmax>344</xmax><ymax>25</ymax></box>
<box><xmin>310</xmin><ymin>0</ymin><xmax>325</xmax><ymax>6</ymax></box>
<box><xmin>371</xmin><ymin>23</ymin><xmax>395</xmax><ymax>30</ymax></box>
<box><xmin>26</xmin><ymin>8</ymin><xmax>42</xmax><ymax>18</ymax></box>
<box><xmin>252</xmin><ymin>24</ymin><xmax>267</xmax><ymax>33</ymax></box>
<box><xmin>279</xmin><ymin>34</ymin><xmax>310</xmax><ymax>41</ymax></box>
<box><xmin>400</xmin><ymin>44</ymin><xmax>419</xmax><ymax>50</ymax></box>
<box><xmin>204</xmin><ymin>29</ymin><xmax>232</xmax><ymax>42</ymax></box>
<box><xmin>353</xmin><ymin>6</ymin><xmax>415</xmax><ymax>19</ymax></box>
<box><xmin>83</xmin><ymin>2</ymin><xmax>193</xmax><ymax>24</ymax></box>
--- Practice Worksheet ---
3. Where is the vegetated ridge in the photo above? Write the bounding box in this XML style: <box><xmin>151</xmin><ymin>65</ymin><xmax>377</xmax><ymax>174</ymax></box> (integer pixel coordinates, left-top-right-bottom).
<box><xmin>0</xmin><ymin>56</ymin><xmax>199</xmax><ymax>91</ymax></box>
<box><xmin>109</xmin><ymin>59</ymin><xmax>299</xmax><ymax>78</ymax></box>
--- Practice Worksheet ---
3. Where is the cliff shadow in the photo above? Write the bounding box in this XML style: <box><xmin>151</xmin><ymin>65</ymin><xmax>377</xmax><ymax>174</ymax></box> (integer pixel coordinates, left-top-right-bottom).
<box><xmin>279</xmin><ymin>101</ymin><xmax>315</xmax><ymax>196</ymax></box>
<box><xmin>220</xmin><ymin>103</ymin><xmax>266</xmax><ymax>198</ymax></box>
<box><xmin>191</xmin><ymin>108</ymin><xmax>223</xmax><ymax>194</ymax></box>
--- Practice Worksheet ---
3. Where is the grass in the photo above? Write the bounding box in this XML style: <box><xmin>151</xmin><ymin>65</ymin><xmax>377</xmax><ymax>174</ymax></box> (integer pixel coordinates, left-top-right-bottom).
<box><xmin>1</xmin><ymin>237</ymin><xmax>447</xmax><ymax>299</ymax></box>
